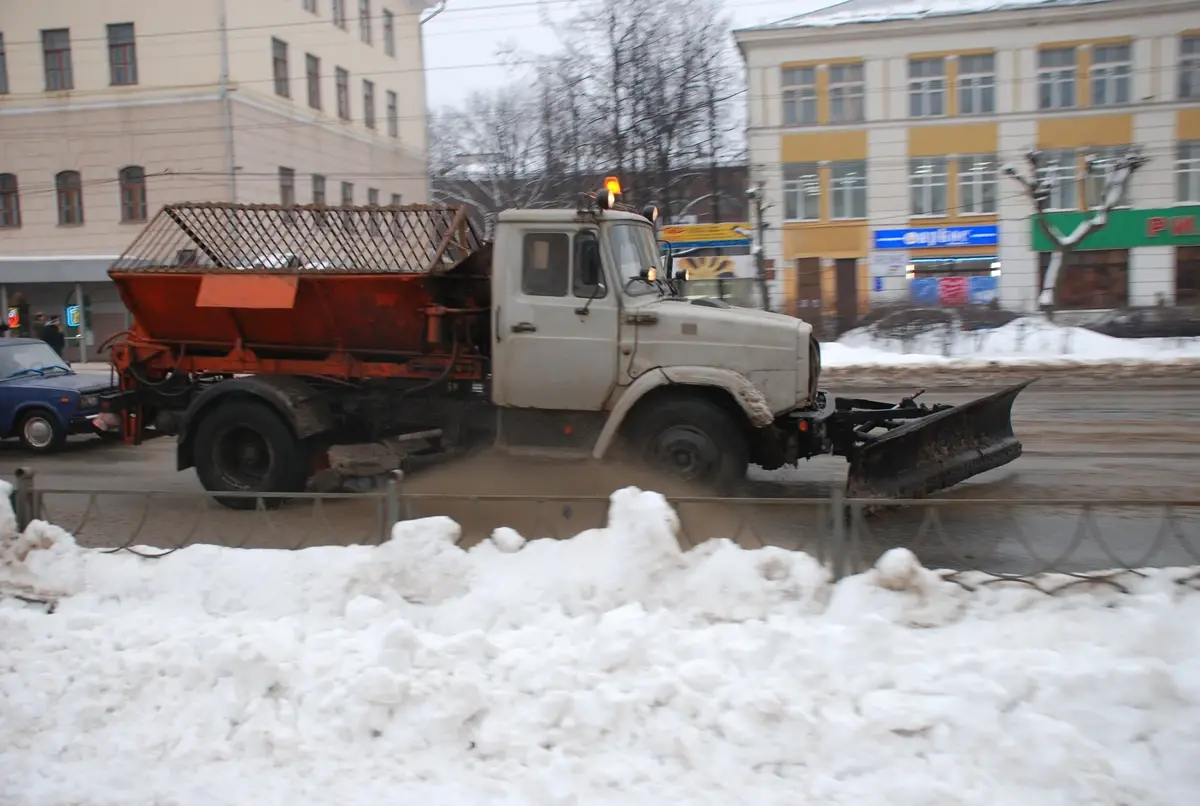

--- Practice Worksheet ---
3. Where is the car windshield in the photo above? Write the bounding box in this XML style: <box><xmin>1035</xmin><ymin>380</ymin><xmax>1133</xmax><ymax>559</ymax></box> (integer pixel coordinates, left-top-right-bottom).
<box><xmin>609</xmin><ymin>222</ymin><xmax>663</xmax><ymax>297</ymax></box>
<box><xmin>0</xmin><ymin>343</ymin><xmax>72</xmax><ymax>379</ymax></box>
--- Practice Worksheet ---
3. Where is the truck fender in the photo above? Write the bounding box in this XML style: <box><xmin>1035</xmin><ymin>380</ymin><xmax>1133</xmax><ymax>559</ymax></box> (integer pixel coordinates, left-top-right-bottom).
<box><xmin>176</xmin><ymin>374</ymin><xmax>336</xmax><ymax>471</ymax></box>
<box><xmin>590</xmin><ymin>366</ymin><xmax>776</xmax><ymax>460</ymax></box>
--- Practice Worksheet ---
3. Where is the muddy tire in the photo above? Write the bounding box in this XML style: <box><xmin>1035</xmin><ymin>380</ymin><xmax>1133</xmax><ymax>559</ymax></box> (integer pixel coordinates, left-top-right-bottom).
<box><xmin>193</xmin><ymin>400</ymin><xmax>307</xmax><ymax>511</ymax></box>
<box><xmin>626</xmin><ymin>396</ymin><xmax>749</xmax><ymax>494</ymax></box>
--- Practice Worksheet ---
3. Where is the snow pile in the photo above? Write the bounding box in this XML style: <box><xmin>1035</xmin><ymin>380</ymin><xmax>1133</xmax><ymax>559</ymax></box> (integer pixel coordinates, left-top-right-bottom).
<box><xmin>769</xmin><ymin>0</ymin><xmax>1113</xmax><ymax>29</ymax></box>
<box><xmin>825</xmin><ymin>315</ymin><xmax>1200</xmax><ymax>368</ymax></box>
<box><xmin>3</xmin><ymin>485</ymin><xmax>1200</xmax><ymax>805</ymax></box>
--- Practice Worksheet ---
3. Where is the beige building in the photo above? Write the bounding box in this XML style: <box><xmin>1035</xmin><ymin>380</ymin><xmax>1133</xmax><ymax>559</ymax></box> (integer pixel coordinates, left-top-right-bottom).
<box><xmin>0</xmin><ymin>0</ymin><xmax>435</xmax><ymax>358</ymax></box>
<box><xmin>735</xmin><ymin>0</ymin><xmax>1200</xmax><ymax>333</ymax></box>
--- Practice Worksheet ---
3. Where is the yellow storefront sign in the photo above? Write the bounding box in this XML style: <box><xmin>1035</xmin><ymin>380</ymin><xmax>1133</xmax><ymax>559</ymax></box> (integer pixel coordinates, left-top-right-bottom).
<box><xmin>659</xmin><ymin>222</ymin><xmax>751</xmax><ymax>248</ymax></box>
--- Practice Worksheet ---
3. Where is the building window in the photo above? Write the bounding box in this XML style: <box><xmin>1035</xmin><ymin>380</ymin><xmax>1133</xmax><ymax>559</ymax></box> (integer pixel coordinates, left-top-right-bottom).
<box><xmin>781</xmin><ymin>66</ymin><xmax>817</xmax><ymax>126</ymax></box>
<box><xmin>1090</xmin><ymin>43</ymin><xmax>1131</xmax><ymax>107</ymax></box>
<box><xmin>1036</xmin><ymin>148</ymin><xmax>1078</xmax><ymax>210</ymax></box>
<box><xmin>303</xmin><ymin>0</ymin><xmax>317</xmax><ymax>12</ymax></box>
<box><xmin>335</xmin><ymin>67</ymin><xmax>350</xmax><ymax>119</ymax></box>
<box><xmin>279</xmin><ymin>167</ymin><xmax>296</xmax><ymax>207</ymax></box>
<box><xmin>42</xmin><ymin>28</ymin><xmax>73</xmax><ymax>91</ymax></box>
<box><xmin>272</xmin><ymin>38</ymin><xmax>290</xmax><ymax>98</ymax></box>
<box><xmin>0</xmin><ymin>34</ymin><xmax>8</xmax><ymax>95</ymax></box>
<box><xmin>386</xmin><ymin>90</ymin><xmax>399</xmax><ymax>137</ymax></box>
<box><xmin>1179</xmin><ymin>247</ymin><xmax>1200</xmax><ymax>305</ymax></box>
<box><xmin>312</xmin><ymin>174</ymin><xmax>326</xmax><ymax>204</ymax></box>
<box><xmin>107</xmin><ymin>23</ymin><xmax>138</xmax><ymax>86</ymax></box>
<box><xmin>958</xmin><ymin>155</ymin><xmax>997</xmax><ymax>214</ymax></box>
<box><xmin>305</xmin><ymin>54</ymin><xmax>321</xmax><ymax>109</ymax></box>
<box><xmin>332</xmin><ymin>0</ymin><xmax>347</xmax><ymax>28</ymax></box>
<box><xmin>367</xmin><ymin>188</ymin><xmax>382</xmax><ymax>234</ymax></box>
<box><xmin>909</xmin><ymin>157</ymin><xmax>948</xmax><ymax>217</ymax></box>
<box><xmin>341</xmin><ymin>181</ymin><xmax>355</xmax><ymax>229</ymax></box>
<box><xmin>830</xmin><ymin>161</ymin><xmax>867</xmax><ymax>219</ymax></box>
<box><xmin>1037</xmin><ymin>249</ymin><xmax>1129</xmax><ymax>309</ymax></box>
<box><xmin>1180</xmin><ymin>36</ymin><xmax>1200</xmax><ymax>100</ymax></box>
<box><xmin>1178</xmin><ymin>141</ymin><xmax>1200</xmax><ymax>203</ymax></box>
<box><xmin>1083</xmin><ymin>147</ymin><xmax>1134</xmax><ymax>208</ymax></box>
<box><xmin>908</xmin><ymin>57</ymin><xmax>945</xmax><ymax>118</ymax></box>
<box><xmin>522</xmin><ymin>233</ymin><xmax>571</xmax><ymax>297</ymax></box>
<box><xmin>384</xmin><ymin>10</ymin><xmax>395</xmax><ymax>57</ymax></box>
<box><xmin>782</xmin><ymin>162</ymin><xmax>820</xmax><ymax>221</ymax></box>
<box><xmin>828</xmin><ymin>63</ymin><xmax>864</xmax><ymax>123</ymax></box>
<box><xmin>957</xmin><ymin>53</ymin><xmax>995</xmax><ymax>116</ymax></box>
<box><xmin>119</xmin><ymin>166</ymin><xmax>147</xmax><ymax>222</ymax></box>
<box><xmin>390</xmin><ymin>193</ymin><xmax>402</xmax><ymax>206</ymax></box>
<box><xmin>0</xmin><ymin>173</ymin><xmax>19</xmax><ymax>228</ymax></box>
<box><xmin>363</xmin><ymin>79</ymin><xmax>376</xmax><ymax>128</ymax></box>
<box><xmin>56</xmin><ymin>170</ymin><xmax>83</xmax><ymax>225</ymax></box>
<box><xmin>1038</xmin><ymin>47</ymin><xmax>1076</xmax><ymax>109</ymax></box>
<box><xmin>359</xmin><ymin>0</ymin><xmax>372</xmax><ymax>44</ymax></box>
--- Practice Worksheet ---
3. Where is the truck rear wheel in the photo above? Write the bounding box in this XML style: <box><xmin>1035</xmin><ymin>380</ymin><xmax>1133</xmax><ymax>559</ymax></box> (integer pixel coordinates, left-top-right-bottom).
<box><xmin>193</xmin><ymin>399</ymin><xmax>307</xmax><ymax>510</ymax></box>
<box><xmin>627</xmin><ymin>397</ymin><xmax>749</xmax><ymax>494</ymax></box>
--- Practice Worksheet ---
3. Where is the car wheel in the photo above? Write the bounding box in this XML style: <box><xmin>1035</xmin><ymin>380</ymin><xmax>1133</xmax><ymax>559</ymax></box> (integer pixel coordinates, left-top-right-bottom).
<box><xmin>17</xmin><ymin>410</ymin><xmax>67</xmax><ymax>453</ymax></box>
<box><xmin>627</xmin><ymin>396</ymin><xmax>750</xmax><ymax>494</ymax></box>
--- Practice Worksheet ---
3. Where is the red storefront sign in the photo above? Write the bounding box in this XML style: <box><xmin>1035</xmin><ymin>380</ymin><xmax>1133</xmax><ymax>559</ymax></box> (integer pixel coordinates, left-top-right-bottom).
<box><xmin>1146</xmin><ymin>215</ymin><xmax>1196</xmax><ymax>238</ymax></box>
<box><xmin>938</xmin><ymin>276</ymin><xmax>969</xmax><ymax>305</ymax></box>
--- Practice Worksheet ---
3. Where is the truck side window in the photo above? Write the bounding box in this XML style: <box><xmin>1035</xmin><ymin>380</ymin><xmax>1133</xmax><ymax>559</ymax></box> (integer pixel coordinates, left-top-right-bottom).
<box><xmin>521</xmin><ymin>232</ymin><xmax>570</xmax><ymax>297</ymax></box>
<box><xmin>572</xmin><ymin>230</ymin><xmax>606</xmax><ymax>299</ymax></box>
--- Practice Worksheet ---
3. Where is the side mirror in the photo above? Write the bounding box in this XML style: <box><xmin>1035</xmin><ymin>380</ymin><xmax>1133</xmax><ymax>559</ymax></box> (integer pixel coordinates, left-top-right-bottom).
<box><xmin>580</xmin><ymin>239</ymin><xmax>601</xmax><ymax>287</ymax></box>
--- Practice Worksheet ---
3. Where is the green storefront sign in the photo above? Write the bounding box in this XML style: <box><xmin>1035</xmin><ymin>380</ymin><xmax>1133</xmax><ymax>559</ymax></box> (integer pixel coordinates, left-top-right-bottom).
<box><xmin>1030</xmin><ymin>206</ymin><xmax>1200</xmax><ymax>251</ymax></box>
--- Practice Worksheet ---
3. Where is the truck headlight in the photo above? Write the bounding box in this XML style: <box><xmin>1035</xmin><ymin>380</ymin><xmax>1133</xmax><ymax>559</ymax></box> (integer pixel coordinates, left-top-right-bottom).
<box><xmin>79</xmin><ymin>394</ymin><xmax>100</xmax><ymax>410</ymax></box>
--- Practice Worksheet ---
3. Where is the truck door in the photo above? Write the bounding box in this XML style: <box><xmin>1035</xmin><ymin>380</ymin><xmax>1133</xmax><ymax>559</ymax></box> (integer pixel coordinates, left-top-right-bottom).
<box><xmin>492</xmin><ymin>228</ymin><xmax>619</xmax><ymax>410</ymax></box>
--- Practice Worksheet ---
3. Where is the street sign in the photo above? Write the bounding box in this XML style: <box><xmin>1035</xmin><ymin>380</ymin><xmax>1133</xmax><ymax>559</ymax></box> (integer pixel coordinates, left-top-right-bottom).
<box><xmin>66</xmin><ymin>305</ymin><xmax>81</xmax><ymax>328</ymax></box>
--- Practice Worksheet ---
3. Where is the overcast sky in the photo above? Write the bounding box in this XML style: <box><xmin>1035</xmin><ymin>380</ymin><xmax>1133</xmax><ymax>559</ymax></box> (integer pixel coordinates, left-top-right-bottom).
<box><xmin>420</xmin><ymin>0</ymin><xmax>836</xmax><ymax>109</ymax></box>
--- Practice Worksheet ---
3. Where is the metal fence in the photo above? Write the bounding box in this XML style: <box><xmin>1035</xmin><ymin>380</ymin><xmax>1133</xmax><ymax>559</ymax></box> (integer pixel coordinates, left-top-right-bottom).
<box><xmin>7</xmin><ymin>467</ymin><xmax>1200</xmax><ymax>594</ymax></box>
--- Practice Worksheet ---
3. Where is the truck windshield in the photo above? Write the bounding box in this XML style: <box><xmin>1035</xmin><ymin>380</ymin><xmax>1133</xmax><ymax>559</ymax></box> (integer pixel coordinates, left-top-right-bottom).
<box><xmin>609</xmin><ymin>222</ymin><xmax>663</xmax><ymax>297</ymax></box>
<box><xmin>0</xmin><ymin>343</ymin><xmax>71</xmax><ymax>380</ymax></box>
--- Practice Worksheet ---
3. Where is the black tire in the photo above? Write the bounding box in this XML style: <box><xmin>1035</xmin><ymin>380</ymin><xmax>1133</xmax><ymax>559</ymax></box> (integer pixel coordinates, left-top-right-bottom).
<box><xmin>626</xmin><ymin>396</ymin><xmax>750</xmax><ymax>494</ymax></box>
<box><xmin>16</xmin><ymin>409</ymin><xmax>67</xmax><ymax>454</ymax></box>
<box><xmin>193</xmin><ymin>399</ymin><xmax>307</xmax><ymax>511</ymax></box>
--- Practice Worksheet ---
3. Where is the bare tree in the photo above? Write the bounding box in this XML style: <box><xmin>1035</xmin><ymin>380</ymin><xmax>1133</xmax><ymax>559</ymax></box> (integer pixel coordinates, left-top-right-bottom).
<box><xmin>1005</xmin><ymin>146</ymin><xmax>1147</xmax><ymax>311</ymax></box>
<box><xmin>428</xmin><ymin>86</ymin><xmax>561</xmax><ymax>214</ymax></box>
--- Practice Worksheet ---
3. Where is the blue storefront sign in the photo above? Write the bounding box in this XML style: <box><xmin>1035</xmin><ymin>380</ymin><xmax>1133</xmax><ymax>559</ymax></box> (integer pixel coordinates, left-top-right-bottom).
<box><xmin>873</xmin><ymin>225</ymin><xmax>999</xmax><ymax>250</ymax></box>
<box><xmin>967</xmin><ymin>275</ymin><xmax>998</xmax><ymax>305</ymax></box>
<box><xmin>910</xmin><ymin>277</ymin><xmax>940</xmax><ymax>304</ymax></box>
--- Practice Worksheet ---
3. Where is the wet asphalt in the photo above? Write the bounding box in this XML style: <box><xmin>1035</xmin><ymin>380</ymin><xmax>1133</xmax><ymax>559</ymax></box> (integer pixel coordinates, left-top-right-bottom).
<box><xmin>2</xmin><ymin>376</ymin><xmax>1197</xmax><ymax>577</ymax></box>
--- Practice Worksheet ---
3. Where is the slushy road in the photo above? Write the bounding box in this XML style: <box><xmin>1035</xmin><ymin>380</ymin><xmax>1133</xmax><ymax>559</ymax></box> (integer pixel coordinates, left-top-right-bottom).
<box><xmin>3</xmin><ymin>379</ymin><xmax>1198</xmax><ymax>575</ymax></box>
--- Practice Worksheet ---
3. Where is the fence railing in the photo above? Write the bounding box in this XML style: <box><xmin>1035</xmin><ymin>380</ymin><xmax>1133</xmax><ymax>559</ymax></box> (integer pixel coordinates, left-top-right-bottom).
<box><xmin>7</xmin><ymin>467</ymin><xmax>1200</xmax><ymax>593</ymax></box>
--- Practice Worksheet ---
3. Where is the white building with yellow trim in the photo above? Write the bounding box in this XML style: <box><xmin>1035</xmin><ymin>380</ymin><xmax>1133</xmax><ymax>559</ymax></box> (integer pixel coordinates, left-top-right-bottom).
<box><xmin>734</xmin><ymin>0</ymin><xmax>1200</xmax><ymax>332</ymax></box>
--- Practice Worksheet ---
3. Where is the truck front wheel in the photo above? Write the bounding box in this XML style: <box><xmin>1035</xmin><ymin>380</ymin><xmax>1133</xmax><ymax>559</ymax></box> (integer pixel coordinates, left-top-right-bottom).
<box><xmin>627</xmin><ymin>397</ymin><xmax>749</xmax><ymax>494</ymax></box>
<box><xmin>193</xmin><ymin>399</ymin><xmax>307</xmax><ymax>510</ymax></box>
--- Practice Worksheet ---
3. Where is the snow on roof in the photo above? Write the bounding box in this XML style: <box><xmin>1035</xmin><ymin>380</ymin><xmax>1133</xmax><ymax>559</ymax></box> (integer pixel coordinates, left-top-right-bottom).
<box><xmin>760</xmin><ymin>0</ymin><xmax>1115</xmax><ymax>30</ymax></box>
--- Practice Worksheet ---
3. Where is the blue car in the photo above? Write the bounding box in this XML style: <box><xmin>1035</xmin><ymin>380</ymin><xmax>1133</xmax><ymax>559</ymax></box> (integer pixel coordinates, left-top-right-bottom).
<box><xmin>0</xmin><ymin>339</ymin><xmax>120</xmax><ymax>453</ymax></box>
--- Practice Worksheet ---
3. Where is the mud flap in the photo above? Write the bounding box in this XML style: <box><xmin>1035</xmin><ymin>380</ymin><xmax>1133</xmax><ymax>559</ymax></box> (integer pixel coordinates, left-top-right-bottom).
<box><xmin>845</xmin><ymin>379</ymin><xmax>1034</xmax><ymax>500</ymax></box>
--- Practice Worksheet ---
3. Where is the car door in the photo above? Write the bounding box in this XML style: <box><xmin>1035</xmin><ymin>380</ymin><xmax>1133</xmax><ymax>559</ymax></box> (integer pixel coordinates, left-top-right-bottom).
<box><xmin>492</xmin><ymin>228</ymin><xmax>619</xmax><ymax>410</ymax></box>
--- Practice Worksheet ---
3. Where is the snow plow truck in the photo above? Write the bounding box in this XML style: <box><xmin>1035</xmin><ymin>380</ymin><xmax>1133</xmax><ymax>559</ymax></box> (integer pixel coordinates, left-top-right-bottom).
<box><xmin>96</xmin><ymin>182</ymin><xmax>1032</xmax><ymax>509</ymax></box>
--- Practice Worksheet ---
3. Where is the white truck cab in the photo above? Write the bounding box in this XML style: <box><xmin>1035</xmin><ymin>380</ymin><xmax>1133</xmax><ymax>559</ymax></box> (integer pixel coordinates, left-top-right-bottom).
<box><xmin>488</xmin><ymin>197</ymin><xmax>820</xmax><ymax>490</ymax></box>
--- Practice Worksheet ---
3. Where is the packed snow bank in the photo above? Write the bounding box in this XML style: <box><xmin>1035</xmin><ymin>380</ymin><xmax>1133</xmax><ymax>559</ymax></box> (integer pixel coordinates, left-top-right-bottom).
<box><xmin>825</xmin><ymin>316</ymin><xmax>1200</xmax><ymax>368</ymax></box>
<box><xmin>3</xmin><ymin>485</ymin><xmax>1200</xmax><ymax>806</ymax></box>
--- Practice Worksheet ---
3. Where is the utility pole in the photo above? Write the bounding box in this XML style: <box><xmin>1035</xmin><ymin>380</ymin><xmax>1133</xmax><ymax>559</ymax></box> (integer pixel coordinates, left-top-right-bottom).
<box><xmin>747</xmin><ymin>181</ymin><xmax>771</xmax><ymax>311</ymax></box>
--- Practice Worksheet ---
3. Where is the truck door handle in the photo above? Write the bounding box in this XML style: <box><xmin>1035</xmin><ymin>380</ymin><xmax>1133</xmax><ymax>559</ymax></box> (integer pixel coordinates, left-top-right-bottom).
<box><xmin>511</xmin><ymin>322</ymin><xmax>537</xmax><ymax>333</ymax></box>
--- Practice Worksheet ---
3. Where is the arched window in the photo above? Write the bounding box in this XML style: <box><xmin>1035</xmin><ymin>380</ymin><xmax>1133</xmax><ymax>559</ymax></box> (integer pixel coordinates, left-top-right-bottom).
<box><xmin>119</xmin><ymin>165</ymin><xmax>147</xmax><ymax>222</ymax></box>
<box><xmin>55</xmin><ymin>170</ymin><xmax>83</xmax><ymax>225</ymax></box>
<box><xmin>0</xmin><ymin>174</ymin><xmax>19</xmax><ymax>229</ymax></box>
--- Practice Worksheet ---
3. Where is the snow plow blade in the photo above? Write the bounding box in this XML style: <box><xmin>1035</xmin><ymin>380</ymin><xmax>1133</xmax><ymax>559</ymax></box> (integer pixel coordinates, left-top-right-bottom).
<box><xmin>845</xmin><ymin>380</ymin><xmax>1034</xmax><ymax>500</ymax></box>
